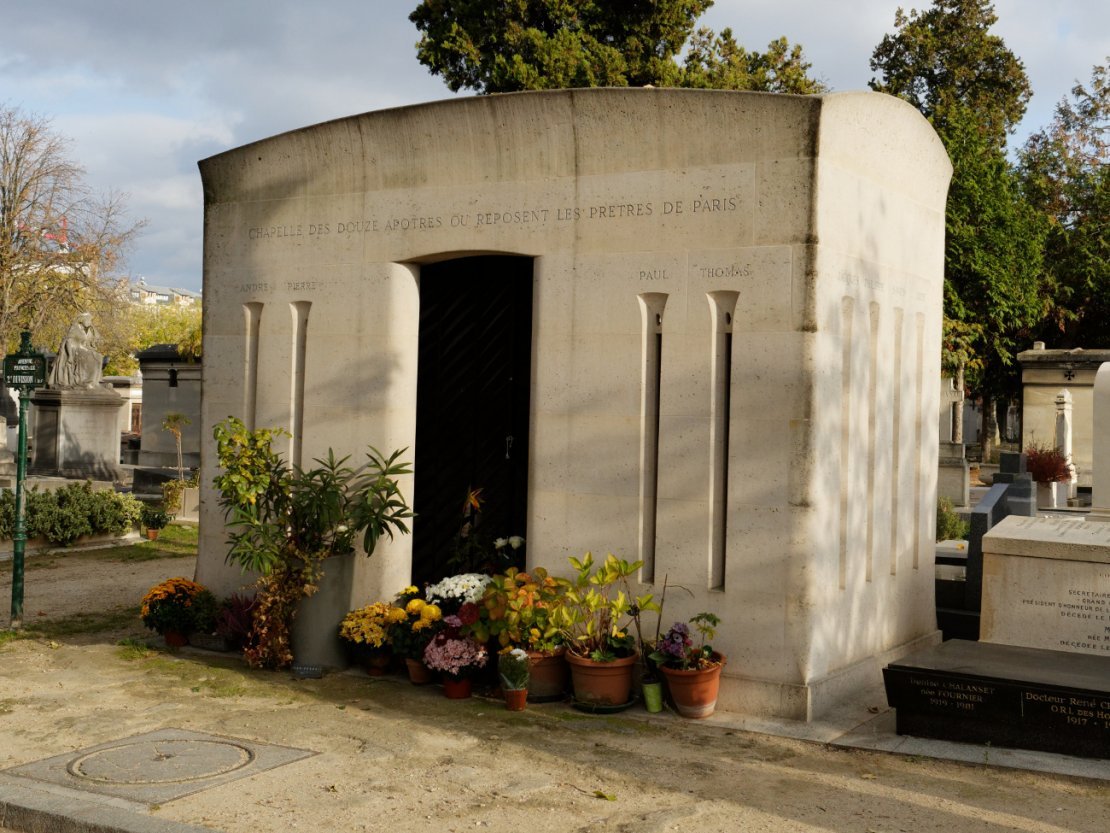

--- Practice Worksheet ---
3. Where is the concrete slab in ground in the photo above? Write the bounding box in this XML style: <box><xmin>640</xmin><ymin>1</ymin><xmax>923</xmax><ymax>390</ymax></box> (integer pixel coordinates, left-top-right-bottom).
<box><xmin>3</xmin><ymin>729</ymin><xmax>314</xmax><ymax>806</ymax></box>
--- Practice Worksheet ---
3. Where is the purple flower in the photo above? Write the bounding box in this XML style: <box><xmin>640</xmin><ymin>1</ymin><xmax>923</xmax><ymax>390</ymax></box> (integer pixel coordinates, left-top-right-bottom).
<box><xmin>659</xmin><ymin>621</ymin><xmax>692</xmax><ymax>662</ymax></box>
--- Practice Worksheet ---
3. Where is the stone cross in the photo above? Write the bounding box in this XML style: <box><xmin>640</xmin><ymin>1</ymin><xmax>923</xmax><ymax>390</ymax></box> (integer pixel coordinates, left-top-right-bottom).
<box><xmin>1054</xmin><ymin>388</ymin><xmax>1078</xmax><ymax>500</ymax></box>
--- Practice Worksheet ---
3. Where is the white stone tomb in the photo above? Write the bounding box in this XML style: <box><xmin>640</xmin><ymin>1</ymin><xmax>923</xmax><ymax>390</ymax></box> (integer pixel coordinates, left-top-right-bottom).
<box><xmin>196</xmin><ymin>89</ymin><xmax>951</xmax><ymax>720</ymax></box>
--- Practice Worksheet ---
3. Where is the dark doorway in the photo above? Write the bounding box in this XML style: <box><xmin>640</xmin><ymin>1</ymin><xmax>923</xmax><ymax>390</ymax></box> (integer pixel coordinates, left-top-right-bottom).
<box><xmin>412</xmin><ymin>255</ymin><xmax>533</xmax><ymax>587</ymax></box>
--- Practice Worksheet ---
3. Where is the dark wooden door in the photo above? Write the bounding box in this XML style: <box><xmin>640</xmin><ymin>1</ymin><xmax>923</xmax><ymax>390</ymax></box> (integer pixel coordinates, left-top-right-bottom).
<box><xmin>412</xmin><ymin>256</ymin><xmax>533</xmax><ymax>586</ymax></box>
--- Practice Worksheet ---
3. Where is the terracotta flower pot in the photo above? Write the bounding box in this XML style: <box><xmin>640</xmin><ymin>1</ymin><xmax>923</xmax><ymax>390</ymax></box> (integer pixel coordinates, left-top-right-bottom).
<box><xmin>526</xmin><ymin>647</ymin><xmax>569</xmax><ymax>701</ymax></box>
<box><xmin>145</xmin><ymin>528</ymin><xmax>160</xmax><ymax>541</ymax></box>
<box><xmin>442</xmin><ymin>676</ymin><xmax>472</xmax><ymax>699</ymax></box>
<box><xmin>162</xmin><ymin>630</ymin><xmax>188</xmax><ymax>648</ymax></box>
<box><xmin>504</xmin><ymin>688</ymin><xmax>528</xmax><ymax>711</ymax></box>
<box><xmin>405</xmin><ymin>657</ymin><xmax>435</xmax><ymax>685</ymax></box>
<box><xmin>362</xmin><ymin>649</ymin><xmax>392</xmax><ymax>676</ymax></box>
<box><xmin>566</xmin><ymin>651</ymin><xmax>637</xmax><ymax>707</ymax></box>
<box><xmin>660</xmin><ymin>653</ymin><xmax>726</xmax><ymax>719</ymax></box>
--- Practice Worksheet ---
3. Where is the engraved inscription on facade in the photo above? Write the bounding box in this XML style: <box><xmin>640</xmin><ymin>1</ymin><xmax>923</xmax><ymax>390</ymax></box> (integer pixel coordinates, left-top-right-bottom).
<box><xmin>245</xmin><ymin>192</ymin><xmax>744</xmax><ymax>243</ymax></box>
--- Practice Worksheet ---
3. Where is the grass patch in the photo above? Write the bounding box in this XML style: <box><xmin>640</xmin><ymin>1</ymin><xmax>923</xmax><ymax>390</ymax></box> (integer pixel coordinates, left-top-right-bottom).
<box><xmin>119</xmin><ymin>523</ymin><xmax>198</xmax><ymax>561</ymax></box>
<box><xmin>141</xmin><ymin>653</ymin><xmax>253</xmax><ymax>698</ymax></box>
<box><xmin>0</xmin><ymin>523</ymin><xmax>197</xmax><ymax>573</ymax></box>
<box><xmin>0</xmin><ymin>629</ymin><xmax>26</xmax><ymax>647</ymax></box>
<box><xmin>117</xmin><ymin>636</ymin><xmax>154</xmax><ymax>660</ymax></box>
<box><xmin>23</xmin><ymin>606</ymin><xmax>141</xmax><ymax>639</ymax></box>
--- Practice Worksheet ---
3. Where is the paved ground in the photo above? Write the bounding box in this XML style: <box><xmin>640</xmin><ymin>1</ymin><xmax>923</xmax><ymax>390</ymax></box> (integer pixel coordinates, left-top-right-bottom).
<box><xmin>0</xmin><ymin>633</ymin><xmax>1107</xmax><ymax>833</ymax></box>
<box><xmin>0</xmin><ymin>532</ymin><xmax>1107</xmax><ymax>832</ymax></box>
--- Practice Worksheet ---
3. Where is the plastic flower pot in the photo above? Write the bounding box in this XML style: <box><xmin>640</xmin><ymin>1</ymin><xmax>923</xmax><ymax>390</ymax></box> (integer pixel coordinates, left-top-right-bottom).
<box><xmin>442</xmin><ymin>676</ymin><xmax>473</xmax><ymax>699</ymax></box>
<box><xmin>642</xmin><ymin>679</ymin><xmax>664</xmax><ymax>713</ymax></box>
<box><xmin>504</xmin><ymin>688</ymin><xmax>528</xmax><ymax>711</ymax></box>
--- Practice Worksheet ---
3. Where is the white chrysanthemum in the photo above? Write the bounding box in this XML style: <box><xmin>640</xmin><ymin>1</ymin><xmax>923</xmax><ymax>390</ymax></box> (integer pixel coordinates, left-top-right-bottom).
<box><xmin>425</xmin><ymin>573</ymin><xmax>492</xmax><ymax>605</ymax></box>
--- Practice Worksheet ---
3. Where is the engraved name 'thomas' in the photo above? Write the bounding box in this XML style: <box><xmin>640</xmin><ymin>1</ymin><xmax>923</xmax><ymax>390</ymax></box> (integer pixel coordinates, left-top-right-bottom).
<box><xmin>246</xmin><ymin>196</ymin><xmax>741</xmax><ymax>241</ymax></box>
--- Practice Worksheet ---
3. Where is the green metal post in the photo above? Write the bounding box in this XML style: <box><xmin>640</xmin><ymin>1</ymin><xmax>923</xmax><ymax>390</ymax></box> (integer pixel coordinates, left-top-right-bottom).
<box><xmin>10</xmin><ymin>387</ymin><xmax>29</xmax><ymax>629</ymax></box>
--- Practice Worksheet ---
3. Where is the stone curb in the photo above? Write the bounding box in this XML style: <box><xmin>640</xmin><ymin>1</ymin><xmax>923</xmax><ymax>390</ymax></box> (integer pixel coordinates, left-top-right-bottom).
<box><xmin>0</xmin><ymin>776</ymin><xmax>216</xmax><ymax>833</ymax></box>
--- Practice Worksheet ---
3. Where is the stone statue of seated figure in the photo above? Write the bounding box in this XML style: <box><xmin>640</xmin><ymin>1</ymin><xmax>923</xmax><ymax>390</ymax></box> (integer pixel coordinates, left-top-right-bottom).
<box><xmin>49</xmin><ymin>312</ymin><xmax>103</xmax><ymax>390</ymax></box>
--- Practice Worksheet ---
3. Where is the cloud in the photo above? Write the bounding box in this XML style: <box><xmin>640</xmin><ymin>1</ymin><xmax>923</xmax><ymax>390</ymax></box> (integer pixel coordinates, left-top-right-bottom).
<box><xmin>1</xmin><ymin>0</ymin><xmax>1106</xmax><ymax>291</ymax></box>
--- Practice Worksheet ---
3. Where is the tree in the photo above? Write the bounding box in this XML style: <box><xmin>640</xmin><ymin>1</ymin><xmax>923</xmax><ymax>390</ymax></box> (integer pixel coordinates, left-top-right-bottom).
<box><xmin>102</xmin><ymin>302</ymin><xmax>202</xmax><ymax>376</ymax></box>
<box><xmin>1018</xmin><ymin>61</ymin><xmax>1109</xmax><ymax>348</ymax></box>
<box><xmin>681</xmin><ymin>29</ymin><xmax>825</xmax><ymax>94</ymax></box>
<box><xmin>0</xmin><ymin>104</ymin><xmax>142</xmax><ymax>356</ymax></box>
<box><xmin>162</xmin><ymin>412</ymin><xmax>191</xmax><ymax>481</ymax></box>
<box><xmin>869</xmin><ymin>2</ymin><xmax>1043</xmax><ymax>459</ymax></box>
<box><xmin>409</xmin><ymin>0</ymin><xmax>824</xmax><ymax>94</ymax></box>
<box><xmin>868</xmin><ymin>0</ymin><xmax>1031</xmax><ymax>143</ymax></box>
<box><xmin>939</xmin><ymin>105</ymin><xmax>1048</xmax><ymax>458</ymax></box>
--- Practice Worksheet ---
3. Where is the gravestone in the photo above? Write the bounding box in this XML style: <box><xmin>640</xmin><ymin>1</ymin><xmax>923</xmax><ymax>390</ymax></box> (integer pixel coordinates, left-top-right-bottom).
<box><xmin>1019</xmin><ymin>345</ymin><xmax>1110</xmax><ymax>489</ymax></box>
<box><xmin>935</xmin><ymin>478</ymin><xmax>1035</xmax><ymax>640</ymax></box>
<box><xmin>0</xmin><ymin>417</ymin><xmax>13</xmax><ymax>487</ymax></box>
<box><xmin>196</xmin><ymin>89</ymin><xmax>952</xmax><ymax>719</ymax></box>
<box><xmin>991</xmin><ymin>450</ymin><xmax>1028</xmax><ymax>485</ymax></box>
<box><xmin>980</xmin><ymin>515</ymin><xmax>1110</xmax><ymax>656</ymax></box>
<box><xmin>883</xmin><ymin>639</ymin><xmax>1110</xmax><ymax>759</ymax></box>
<box><xmin>30</xmin><ymin>314</ymin><xmax>125</xmax><ymax>481</ymax></box>
<box><xmin>937</xmin><ymin>440</ymin><xmax>970</xmax><ymax>507</ymax></box>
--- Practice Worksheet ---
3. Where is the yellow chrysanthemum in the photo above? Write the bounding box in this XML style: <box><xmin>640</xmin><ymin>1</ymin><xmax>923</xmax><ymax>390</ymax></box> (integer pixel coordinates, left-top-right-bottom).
<box><xmin>402</xmin><ymin>585</ymin><xmax>419</xmax><ymax>595</ymax></box>
<box><xmin>406</xmin><ymin>598</ymin><xmax>426</xmax><ymax>615</ymax></box>
<box><xmin>386</xmin><ymin>607</ymin><xmax>407</xmax><ymax>624</ymax></box>
<box><xmin>421</xmin><ymin>604</ymin><xmax>442</xmax><ymax>622</ymax></box>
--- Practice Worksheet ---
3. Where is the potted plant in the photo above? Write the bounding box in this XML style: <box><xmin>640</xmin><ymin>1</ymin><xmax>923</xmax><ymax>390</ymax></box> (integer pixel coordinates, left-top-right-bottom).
<box><xmin>213</xmin><ymin>416</ymin><xmax>413</xmax><ymax>671</ymax></box>
<box><xmin>632</xmin><ymin>575</ymin><xmax>682</xmax><ymax>715</ymax></box>
<box><xmin>651</xmin><ymin>612</ymin><xmax>726</xmax><ymax>718</ymax></box>
<box><xmin>552</xmin><ymin>552</ymin><xmax>659</xmax><ymax>709</ymax></box>
<box><xmin>1025</xmin><ymin>443</ymin><xmax>1071</xmax><ymax>508</ymax></box>
<box><xmin>424</xmin><ymin>572</ymin><xmax>493</xmax><ymax>615</ymax></box>
<box><xmin>140</xmin><ymin>504</ymin><xmax>172</xmax><ymax>540</ymax></box>
<box><xmin>214</xmin><ymin>593</ymin><xmax>256</xmax><ymax>652</ymax></box>
<box><xmin>338</xmin><ymin>601</ymin><xmax>405</xmax><ymax>674</ymax></box>
<box><xmin>386</xmin><ymin>586</ymin><xmax>443</xmax><ymax>684</ymax></box>
<box><xmin>422</xmin><ymin>614</ymin><xmax>489</xmax><ymax>698</ymax></box>
<box><xmin>498</xmin><ymin>648</ymin><xmax>530</xmax><ymax>711</ymax></box>
<box><xmin>140</xmin><ymin>577</ymin><xmax>217</xmax><ymax>647</ymax></box>
<box><xmin>470</xmin><ymin>566</ymin><xmax>568</xmax><ymax>701</ymax></box>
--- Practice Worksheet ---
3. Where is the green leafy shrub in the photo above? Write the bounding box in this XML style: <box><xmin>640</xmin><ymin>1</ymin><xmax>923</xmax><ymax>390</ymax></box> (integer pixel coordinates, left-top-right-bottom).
<box><xmin>0</xmin><ymin>483</ymin><xmax>142</xmax><ymax>545</ymax></box>
<box><xmin>162</xmin><ymin>471</ymin><xmax>199</xmax><ymax>514</ymax></box>
<box><xmin>936</xmin><ymin>497</ymin><xmax>970</xmax><ymax>542</ymax></box>
<box><xmin>140</xmin><ymin>504</ymin><xmax>173</xmax><ymax>531</ymax></box>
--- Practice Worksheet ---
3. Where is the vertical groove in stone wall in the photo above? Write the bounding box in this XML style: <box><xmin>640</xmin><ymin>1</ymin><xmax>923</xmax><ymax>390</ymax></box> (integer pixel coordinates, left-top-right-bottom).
<box><xmin>890</xmin><ymin>307</ymin><xmax>904</xmax><ymax>576</ymax></box>
<box><xmin>839</xmin><ymin>296</ymin><xmax>855</xmax><ymax>591</ymax></box>
<box><xmin>290</xmin><ymin>301</ymin><xmax>311</xmax><ymax>468</ymax></box>
<box><xmin>637</xmin><ymin>293</ymin><xmax>667</xmax><ymax>584</ymax></box>
<box><xmin>243</xmin><ymin>302</ymin><xmax>263</xmax><ymax>430</ymax></box>
<box><xmin>865</xmin><ymin>302</ymin><xmax>880</xmax><ymax>583</ymax></box>
<box><xmin>707</xmin><ymin>291</ymin><xmax>739</xmax><ymax>590</ymax></box>
<box><xmin>913</xmin><ymin>312</ymin><xmax>925</xmax><ymax>570</ymax></box>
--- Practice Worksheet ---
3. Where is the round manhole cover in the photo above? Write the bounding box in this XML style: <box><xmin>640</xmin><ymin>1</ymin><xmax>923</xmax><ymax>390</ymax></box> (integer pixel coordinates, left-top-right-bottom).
<box><xmin>67</xmin><ymin>739</ymin><xmax>255</xmax><ymax>785</ymax></box>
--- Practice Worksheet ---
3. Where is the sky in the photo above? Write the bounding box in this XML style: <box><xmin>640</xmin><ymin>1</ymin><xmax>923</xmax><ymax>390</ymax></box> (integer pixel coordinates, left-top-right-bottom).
<box><xmin>0</xmin><ymin>1</ymin><xmax>1106</xmax><ymax>294</ymax></box>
